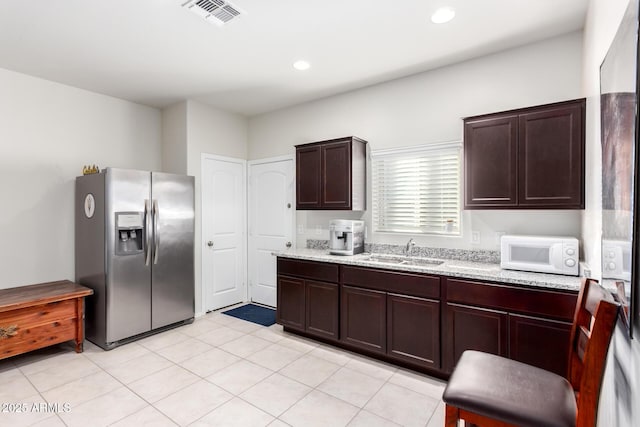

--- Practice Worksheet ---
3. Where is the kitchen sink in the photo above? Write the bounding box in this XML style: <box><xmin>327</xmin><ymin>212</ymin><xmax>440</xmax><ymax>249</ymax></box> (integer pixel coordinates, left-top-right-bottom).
<box><xmin>364</xmin><ymin>254</ymin><xmax>406</xmax><ymax>263</ymax></box>
<box><xmin>404</xmin><ymin>257</ymin><xmax>445</xmax><ymax>266</ymax></box>
<box><xmin>363</xmin><ymin>254</ymin><xmax>444</xmax><ymax>267</ymax></box>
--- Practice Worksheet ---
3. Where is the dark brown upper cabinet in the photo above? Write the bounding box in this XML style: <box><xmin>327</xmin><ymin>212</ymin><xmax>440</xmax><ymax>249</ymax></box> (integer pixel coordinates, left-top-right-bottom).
<box><xmin>296</xmin><ymin>136</ymin><xmax>367</xmax><ymax>210</ymax></box>
<box><xmin>464</xmin><ymin>99</ymin><xmax>585</xmax><ymax>209</ymax></box>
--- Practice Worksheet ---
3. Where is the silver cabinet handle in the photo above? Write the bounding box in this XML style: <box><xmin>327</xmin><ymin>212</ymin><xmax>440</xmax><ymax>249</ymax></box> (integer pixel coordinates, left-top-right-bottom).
<box><xmin>144</xmin><ymin>199</ymin><xmax>152</xmax><ymax>266</ymax></box>
<box><xmin>286</xmin><ymin>242</ymin><xmax>292</xmax><ymax>248</ymax></box>
<box><xmin>153</xmin><ymin>199</ymin><xmax>159</xmax><ymax>265</ymax></box>
<box><xmin>207</xmin><ymin>241</ymin><xmax>214</xmax><ymax>247</ymax></box>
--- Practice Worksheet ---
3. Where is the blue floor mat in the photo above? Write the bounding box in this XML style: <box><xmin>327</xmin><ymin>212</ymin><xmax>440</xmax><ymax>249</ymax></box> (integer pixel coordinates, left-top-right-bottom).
<box><xmin>222</xmin><ymin>303</ymin><xmax>276</xmax><ymax>327</ymax></box>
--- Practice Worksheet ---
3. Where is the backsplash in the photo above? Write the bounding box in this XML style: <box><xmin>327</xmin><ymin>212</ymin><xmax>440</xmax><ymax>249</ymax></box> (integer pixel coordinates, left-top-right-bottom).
<box><xmin>306</xmin><ymin>239</ymin><xmax>501</xmax><ymax>264</ymax></box>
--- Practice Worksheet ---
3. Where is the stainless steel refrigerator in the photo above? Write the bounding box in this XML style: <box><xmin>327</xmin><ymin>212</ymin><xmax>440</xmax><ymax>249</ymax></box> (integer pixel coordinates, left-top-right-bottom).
<box><xmin>75</xmin><ymin>168</ymin><xmax>195</xmax><ymax>350</ymax></box>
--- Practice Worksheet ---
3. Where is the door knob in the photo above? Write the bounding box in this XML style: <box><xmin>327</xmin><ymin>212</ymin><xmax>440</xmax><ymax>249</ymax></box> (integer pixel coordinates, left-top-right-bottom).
<box><xmin>286</xmin><ymin>241</ymin><xmax>292</xmax><ymax>248</ymax></box>
<box><xmin>287</xmin><ymin>203</ymin><xmax>291</xmax><ymax>208</ymax></box>
<box><xmin>207</xmin><ymin>241</ymin><xmax>213</xmax><ymax>247</ymax></box>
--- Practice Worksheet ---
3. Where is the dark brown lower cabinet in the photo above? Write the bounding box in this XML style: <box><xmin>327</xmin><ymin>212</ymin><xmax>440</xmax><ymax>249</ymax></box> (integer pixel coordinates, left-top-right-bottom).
<box><xmin>276</xmin><ymin>276</ymin><xmax>305</xmax><ymax>331</ymax></box>
<box><xmin>444</xmin><ymin>278</ymin><xmax>577</xmax><ymax>375</ymax></box>
<box><xmin>445</xmin><ymin>303</ymin><xmax>508</xmax><ymax>372</ymax></box>
<box><xmin>509</xmin><ymin>313</ymin><xmax>572</xmax><ymax>376</ymax></box>
<box><xmin>277</xmin><ymin>257</ymin><xmax>577</xmax><ymax>378</ymax></box>
<box><xmin>340</xmin><ymin>285</ymin><xmax>386</xmax><ymax>354</ymax></box>
<box><xmin>306</xmin><ymin>280</ymin><xmax>339</xmax><ymax>340</ymax></box>
<box><xmin>387</xmin><ymin>293</ymin><xmax>440</xmax><ymax>368</ymax></box>
<box><xmin>277</xmin><ymin>275</ymin><xmax>339</xmax><ymax>340</ymax></box>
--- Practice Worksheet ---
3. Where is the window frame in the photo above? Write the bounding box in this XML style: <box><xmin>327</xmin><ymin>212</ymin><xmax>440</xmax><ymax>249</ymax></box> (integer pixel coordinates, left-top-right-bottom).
<box><xmin>371</xmin><ymin>141</ymin><xmax>462</xmax><ymax>236</ymax></box>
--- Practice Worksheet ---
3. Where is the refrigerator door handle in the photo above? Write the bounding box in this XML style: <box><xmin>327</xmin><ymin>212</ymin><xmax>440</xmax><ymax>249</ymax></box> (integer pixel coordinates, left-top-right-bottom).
<box><xmin>144</xmin><ymin>199</ymin><xmax>152</xmax><ymax>266</ymax></box>
<box><xmin>153</xmin><ymin>199</ymin><xmax>160</xmax><ymax>265</ymax></box>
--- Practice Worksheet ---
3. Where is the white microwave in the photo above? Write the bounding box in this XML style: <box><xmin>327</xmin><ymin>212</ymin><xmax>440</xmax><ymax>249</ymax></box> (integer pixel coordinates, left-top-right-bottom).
<box><xmin>500</xmin><ymin>235</ymin><xmax>579</xmax><ymax>276</ymax></box>
<box><xmin>602</xmin><ymin>239</ymin><xmax>631</xmax><ymax>281</ymax></box>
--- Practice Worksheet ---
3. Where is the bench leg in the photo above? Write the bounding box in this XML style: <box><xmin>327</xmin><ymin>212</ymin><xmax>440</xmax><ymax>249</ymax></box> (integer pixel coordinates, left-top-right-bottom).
<box><xmin>75</xmin><ymin>298</ymin><xmax>84</xmax><ymax>353</ymax></box>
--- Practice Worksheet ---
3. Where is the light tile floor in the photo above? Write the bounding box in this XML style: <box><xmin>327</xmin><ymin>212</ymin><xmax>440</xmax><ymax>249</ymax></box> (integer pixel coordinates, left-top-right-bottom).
<box><xmin>0</xmin><ymin>307</ymin><xmax>446</xmax><ymax>426</ymax></box>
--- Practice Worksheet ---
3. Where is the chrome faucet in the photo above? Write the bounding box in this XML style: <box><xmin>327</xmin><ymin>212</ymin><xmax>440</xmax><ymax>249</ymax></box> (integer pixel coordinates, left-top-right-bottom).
<box><xmin>405</xmin><ymin>238</ymin><xmax>416</xmax><ymax>257</ymax></box>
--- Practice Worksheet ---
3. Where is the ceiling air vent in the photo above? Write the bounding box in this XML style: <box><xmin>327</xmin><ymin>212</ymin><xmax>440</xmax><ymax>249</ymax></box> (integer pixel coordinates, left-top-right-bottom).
<box><xmin>182</xmin><ymin>0</ymin><xmax>244</xmax><ymax>26</ymax></box>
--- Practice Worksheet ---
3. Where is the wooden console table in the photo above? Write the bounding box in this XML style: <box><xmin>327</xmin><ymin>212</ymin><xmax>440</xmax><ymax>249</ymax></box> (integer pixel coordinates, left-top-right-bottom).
<box><xmin>0</xmin><ymin>280</ymin><xmax>93</xmax><ymax>360</ymax></box>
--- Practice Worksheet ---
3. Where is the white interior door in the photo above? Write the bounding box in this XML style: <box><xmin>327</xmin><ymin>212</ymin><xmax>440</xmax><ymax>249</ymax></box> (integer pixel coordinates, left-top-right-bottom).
<box><xmin>248</xmin><ymin>157</ymin><xmax>294</xmax><ymax>307</ymax></box>
<box><xmin>202</xmin><ymin>155</ymin><xmax>246</xmax><ymax>311</ymax></box>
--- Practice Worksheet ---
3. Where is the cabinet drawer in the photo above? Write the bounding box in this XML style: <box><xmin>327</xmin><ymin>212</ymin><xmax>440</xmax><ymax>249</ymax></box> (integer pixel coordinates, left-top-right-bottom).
<box><xmin>341</xmin><ymin>266</ymin><xmax>440</xmax><ymax>299</ymax></box>
<box><xmin>1</xmin><ymin>318</ymin><xmax>77</xmax><ymax>359</ymax></box>
<box><xmin>446</xmin><ymin>278</ymin><xmax>577</xmax><ymax>321</ymax></box>
<box><xmin>277</xmin><ymin>258</ymin><xmax>339</xmax><ymax>283</ymax></box>
<box><xmin>0</xmin><ymin>300</ymin><xmax>79</xmax><ymax>360</ymax></box>
<box><xmin>0</xmin><ymin>299</ymin><xmax>77</xmax><ymax>326</ymax></box>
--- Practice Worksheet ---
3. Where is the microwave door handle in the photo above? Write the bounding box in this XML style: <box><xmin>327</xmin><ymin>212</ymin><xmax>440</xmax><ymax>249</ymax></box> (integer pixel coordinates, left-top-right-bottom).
<box><xmin>549</xmin><ymin>244</ymin><xmax>562</xmax><ymax>269</ymax></box>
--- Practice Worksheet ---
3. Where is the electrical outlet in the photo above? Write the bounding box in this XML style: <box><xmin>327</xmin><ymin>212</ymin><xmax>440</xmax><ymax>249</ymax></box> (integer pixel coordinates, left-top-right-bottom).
<box><xmin>471</xmin><ymin>231</ymin><xmax>480</xmax><ymax>244</ymax></box>
<box><xmin>297</xmin><ymin>224</ymin><xmax>304</xmax><ymax>234</ymax></box>
<box><xmin>315</xmin><ymin>225</ymin><xmax>322</xmax><ymax>235</ymax></box>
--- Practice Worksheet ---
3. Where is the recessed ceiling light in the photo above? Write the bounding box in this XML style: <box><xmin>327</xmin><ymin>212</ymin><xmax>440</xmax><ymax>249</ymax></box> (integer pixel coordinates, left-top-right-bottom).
<box><xmin>293</xmin><ymin>60</ymin><xmax>311</xmax><ymax>71</ymax></box>
<box><xmin>431</xmin><ymin>7</ymin><xmax>455</xmax><ymax>24</ymax></box>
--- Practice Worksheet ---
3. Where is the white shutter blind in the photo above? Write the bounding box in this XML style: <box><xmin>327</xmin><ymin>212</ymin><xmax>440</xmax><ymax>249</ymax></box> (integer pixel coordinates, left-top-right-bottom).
<box><xmin>372</xmin><ymin>142</ymin><xmax>461</xmax><ymax>234</ymax></box>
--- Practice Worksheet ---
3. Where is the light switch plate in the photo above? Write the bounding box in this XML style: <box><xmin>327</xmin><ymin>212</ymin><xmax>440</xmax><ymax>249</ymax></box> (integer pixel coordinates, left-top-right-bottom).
<box><xmin>471</xmin><ymin>231</ymin><xmax>480</xmax><ymax>244</ymax></box>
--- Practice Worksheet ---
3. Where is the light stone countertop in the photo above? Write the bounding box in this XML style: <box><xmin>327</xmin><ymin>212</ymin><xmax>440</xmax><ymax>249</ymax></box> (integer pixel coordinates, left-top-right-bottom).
<box><xmin>274</xmin><ymin>248</ymin><xmax>584</xmax><ymax>292</ymax></box>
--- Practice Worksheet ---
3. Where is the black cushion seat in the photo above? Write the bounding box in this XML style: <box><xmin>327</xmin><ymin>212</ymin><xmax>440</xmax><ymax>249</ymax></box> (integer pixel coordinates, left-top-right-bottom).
<box><xmin>443</xmin><ymin>350</ymin><xmax>577</xmax><ymax>427</ymax></box>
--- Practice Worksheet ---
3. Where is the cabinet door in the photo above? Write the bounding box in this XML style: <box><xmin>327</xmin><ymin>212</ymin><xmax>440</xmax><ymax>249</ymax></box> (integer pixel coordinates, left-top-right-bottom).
<box><xmin>445</xmin><ymin>303</ymin><xmax>508</xmax><ymax>372</ymax></box>
<box><xmin>341</xmin><ymin>285</ymin><xmax>386</xmax><ymax>354</ymax></box>
<box><xmin>306</xmin><ymin>280</ymin><xmax>339</xmax><ymax>341</ymax></box>
<box><xmin>322</xmin><ymin>140</ymin><xmax>352</xmax><ymax>209</ymax></box>
<box><xmin>296</xmin><ymin>145</ymin><xmax>322</xmax><ymax>209</ymax></box>
<box><xmin>464</xmin><ymin>115</ymin><xmax>518</xmax><ymax>208</ymax></box>
<box><xmin>509</xmin><ymin>313</ymin><xmax>572</xmax><ymax>377</ymax></box>
<box><xmin>276</xmin><ymin>276</ymin><xmax>305</xmax><ymax>331</ymax></box>
<box><xmin>518</xmin><ymin>102</ymin><xmax>584</xmax><ymax>208</ymax></box>
<box><xmin>387</xmin><ymin>293</ymin><xmax>440</xmax><ymax>369</ymax></box>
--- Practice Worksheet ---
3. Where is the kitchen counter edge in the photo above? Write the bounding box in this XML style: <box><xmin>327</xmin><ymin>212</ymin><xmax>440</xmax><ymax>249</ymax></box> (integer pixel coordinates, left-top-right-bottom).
<box><xmin>274</xmin><ymin>249</ymin><xmax>584</xmax><ymax>292</ymax></box>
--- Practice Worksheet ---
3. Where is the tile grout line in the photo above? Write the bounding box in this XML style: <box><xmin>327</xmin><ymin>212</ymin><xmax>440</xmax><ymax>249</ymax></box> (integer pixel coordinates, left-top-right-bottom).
<box><xmin>186</xmin><ymin>327</ymin><xmax>311</xmax><ymax>426</ymax></box>
<box><xmin>84</xmin><ymin>353</ymin><xmax>173</xmax><ymax>427</ymax></box>
<box><xmin>18</xmin><ymin>348</ymin><xmax>107</xmax><ymax>426</ymax></box>
<box><xmin>117</xmin><ymin>321</ymin><xmax>280</xmax><ymax>425</ymax></box>
<box><xmin>12</xmin><ymin>318</ymin><xmax>444</xmax><ymax>427</ymax></box>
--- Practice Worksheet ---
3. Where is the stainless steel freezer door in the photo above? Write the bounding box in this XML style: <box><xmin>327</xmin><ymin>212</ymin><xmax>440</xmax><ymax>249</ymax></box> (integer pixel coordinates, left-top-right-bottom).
<box><xmin>151</xmin><ymin>172</ymin><xmax>195</xmax><ymax>329</ymax></box>
<box><xmin>106</xmin><ymin>168</ymin><xmax>152</xmax><ymax>342</ymax></box>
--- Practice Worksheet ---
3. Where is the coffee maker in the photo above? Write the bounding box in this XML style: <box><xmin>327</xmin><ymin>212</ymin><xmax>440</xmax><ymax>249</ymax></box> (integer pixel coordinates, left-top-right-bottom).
<box><xmin>329</xmin><ymin>220</ymin><xmax>365</xmax><ymax>255</ymax></box>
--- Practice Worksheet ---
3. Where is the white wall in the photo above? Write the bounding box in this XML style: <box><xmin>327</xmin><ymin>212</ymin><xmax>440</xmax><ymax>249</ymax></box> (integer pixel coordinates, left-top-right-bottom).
<box><xmin>581</xmin><ymin>0</ymin><xmax>640</xmax><ymax>425</ymax></box>
<box><xmin>248</xmin><ymin>32</ymin><xmax>584</xmax><ymax>250</ymax></box>
<box><xmin>161</xmin><ymin>101</ymin><xmax>187</xmax><ymax>174</ymax></box>
<box><xmin>184</xmin><ymin>100</ymin><xmax>248</xmax><ymax>315</ymax></box>
<box><xmin>581</xmin><ymin>0</ymin><xmax>631</xmax><ymax>279</ymax></box>
<box><xmin>0</xmin><ymin>67</ymin><xmax>161</xmax><ymax>289</ymax></box>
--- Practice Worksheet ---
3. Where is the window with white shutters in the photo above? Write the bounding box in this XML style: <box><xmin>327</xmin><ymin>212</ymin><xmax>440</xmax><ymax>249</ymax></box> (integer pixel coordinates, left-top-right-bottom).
<box><xmin>372</xmin><ymin>142</ymin><xmax>461</xmax><ymax>235</ymax></box>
